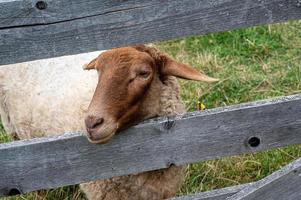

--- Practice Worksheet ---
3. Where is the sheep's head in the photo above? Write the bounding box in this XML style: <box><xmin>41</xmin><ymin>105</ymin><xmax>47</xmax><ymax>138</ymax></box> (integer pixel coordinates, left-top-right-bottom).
<box><xmin>84</xmin><ymin>45</ymin><xmax>218</xmax><ymax>144</ymax></box>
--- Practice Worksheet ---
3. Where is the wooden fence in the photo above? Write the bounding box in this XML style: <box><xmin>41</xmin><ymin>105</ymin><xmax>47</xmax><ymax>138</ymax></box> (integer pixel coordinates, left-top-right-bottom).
<box><xmin>1</xmin><ymin>0</ymin><xmax>301</xmax><ymax>199</ymax></box>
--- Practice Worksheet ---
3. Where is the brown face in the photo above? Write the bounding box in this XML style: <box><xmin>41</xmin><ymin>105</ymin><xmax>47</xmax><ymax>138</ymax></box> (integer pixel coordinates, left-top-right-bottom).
<box><xmin>84</xmin><ymin>45</ymin><xmax>218</xmax><ymax>144</ymax></box>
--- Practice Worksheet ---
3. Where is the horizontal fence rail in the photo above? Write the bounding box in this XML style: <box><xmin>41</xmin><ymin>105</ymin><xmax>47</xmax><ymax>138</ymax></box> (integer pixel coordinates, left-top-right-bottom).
<box><xmin>1</xmin><ymin>94</ymin><xmax>301</xmax><ymax>197</ymax></box>
<box><xmin>1</xmin><ymin>0</ymin><xmax>301</xmax><ymax>65</ymax></box>
<box><xmin>227</xmin><ymin>157</ymin><xmax>301</xmax><ymax>200</ymax></box>
<box><xmin>173</xmin><ymin>157</ymin><xmax>301</xmax><ymax>200</ymax></box>
<box><xmin>172</xmin><ymin>183</ymin><xmax>252</xmax><ymax>200</ymax></box>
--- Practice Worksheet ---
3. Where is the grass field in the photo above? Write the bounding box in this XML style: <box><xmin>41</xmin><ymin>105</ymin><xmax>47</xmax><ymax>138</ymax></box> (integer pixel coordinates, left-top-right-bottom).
<box><xmin>1</xmin><ymin>20</ymin><xmax>301</xmax><ymax>199</ymax></box>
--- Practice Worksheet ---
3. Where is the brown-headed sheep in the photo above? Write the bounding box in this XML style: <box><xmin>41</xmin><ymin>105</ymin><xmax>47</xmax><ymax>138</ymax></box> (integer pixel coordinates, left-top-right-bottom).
<box><xmin>0</xmin><ymin>45</ymin><xmax>218</xmax><ymax>200</ymax></box>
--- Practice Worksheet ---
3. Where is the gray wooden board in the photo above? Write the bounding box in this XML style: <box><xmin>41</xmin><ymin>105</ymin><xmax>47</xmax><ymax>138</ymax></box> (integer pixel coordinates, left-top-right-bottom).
<box><xmin>0</xmin><ymin>0</ymin><xmax>154</xmax><ymax>28</ymax></box>
<box><xmin>175</xmin><ymin>156</ymin><xmax>301</xmax><ymax>200</ymax></box>
<box><xmin>1</xmin><ymin>0</ymin><xmax>301</xmax><ymax>65</ymax></box>
<box><xmin>1</xmin><ymin>94</ymin><xmax>301</xmax><ymax>196</ymax></box>
<box><xmin>226</xmin><ymin>157</ymin><xmax>301</xmax><ymax>200</ymax></box>
<box><xmin>171</xmin><ymin>183</ymin><xmax>252</xmax><ymax>200</ymax></box>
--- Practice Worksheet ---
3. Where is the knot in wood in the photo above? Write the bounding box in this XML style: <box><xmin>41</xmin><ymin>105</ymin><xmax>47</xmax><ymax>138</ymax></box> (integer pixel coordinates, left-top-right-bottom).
<box><xmin>297</xmin><ymin>0</ymin><xmax>301</xmax><ymax>7</ymax></box>
<box><xmin>36</xmin><ymin>1</ymin><xmax>47</xmax><ymax>10</ymax></box>
<box><xmin>248</xmin><ymin>136</ymin><xmax>261</xmax><ymax>148</ymax></box>
<box><xmin>8</xmin><ymin>188</ymin><xmax>21</xmax><ymax>196</ymax></box>
<box><xmin>166</xmin><ymin>161</ymin><xmax>175</xmax><ymax>168</ymax></box>
<box><xmin>163</xmin><ymin>117</ymin><xmax>175</xmax><ymax>130</ymax></box>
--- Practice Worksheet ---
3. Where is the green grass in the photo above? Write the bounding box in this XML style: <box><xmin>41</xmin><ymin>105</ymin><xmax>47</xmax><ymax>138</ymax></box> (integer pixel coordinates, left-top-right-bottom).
<box><xmin>0</xmin><ymin>123</ymin><xmax>11</xmax><ymax>143</ymax></box>
<box><xmin>1</xmin><ymin>20</ymin><xmax>301</xmax><ymax>199</ymax></box>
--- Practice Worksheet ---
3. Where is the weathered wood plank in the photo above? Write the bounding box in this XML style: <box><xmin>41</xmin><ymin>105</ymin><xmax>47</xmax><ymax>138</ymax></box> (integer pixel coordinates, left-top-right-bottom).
<box><xmin>1</xmin><ymin>0</ymin><xmax>301</xmax><ymax>65</ymax></box>
<box><xmin>0</xmin><ymin>0</ymin><xmax>154</xmax><ymax>28</ymax></box>
<box><xmin>174</xmin><ymin>156</ymin><xmax>301</xmax><ymax>200</ymax></box>
<box><xmin>0</xmin><ymin>0</ymin><xmax>150</xmax><ymax>28</ymax></box>
<box><xmin>171</xmin><ymin>183</ymin><xmax>252</xmax><ymax>200</ymax></box>
<box><xmin>1</xmin><ymin>94</ymin><xmax>301</xmax><ymax>197</ymax></box>
<box><xmin>227</xmin><ymin>157</ymin><xmax>301</xmax><ymax>200</ymax></box>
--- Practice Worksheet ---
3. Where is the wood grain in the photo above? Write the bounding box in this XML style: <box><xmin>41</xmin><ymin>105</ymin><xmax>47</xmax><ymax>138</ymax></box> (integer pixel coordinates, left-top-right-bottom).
<box><xmin>1</xmin><ymin>94</ymin><xmax>301</xmax><ymax>196</ymax></box>
<box><xmin>1</xmin><ymin>0</ymin><xmax>301</xmax><ymax>65</ymax></box>
<box><xmin>171</xmin><ymin>183</ymin><xmax>251</xmax><ymax>200</ymax></box>
<box><xmin>173</xmin><ymin>157</ymin><xmax>301</xmax><ymax>200</ymax></box>
<box><xmin>227</xmin><ymin>157</ymin><xmax>301</xmax><ymax>200</ymax></box>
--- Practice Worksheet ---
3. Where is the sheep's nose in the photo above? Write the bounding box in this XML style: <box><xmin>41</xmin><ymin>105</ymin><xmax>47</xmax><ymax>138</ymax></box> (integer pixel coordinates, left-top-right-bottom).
<box><xmin>85</xmin><ymin>115</ymin><xmax>104</xmax><ymax>133</ymax></box>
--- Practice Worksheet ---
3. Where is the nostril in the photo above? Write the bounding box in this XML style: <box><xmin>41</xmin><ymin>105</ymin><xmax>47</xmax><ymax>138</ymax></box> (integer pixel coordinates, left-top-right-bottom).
<box><xmin>85</xmin><ymin>115</ymin><xmax>104</xmax><ymax>129</ymax></box>
<box><xmin>91</xmin><ymin>118</ymin><xmax>104</xmax><ymax>129</ymax></box>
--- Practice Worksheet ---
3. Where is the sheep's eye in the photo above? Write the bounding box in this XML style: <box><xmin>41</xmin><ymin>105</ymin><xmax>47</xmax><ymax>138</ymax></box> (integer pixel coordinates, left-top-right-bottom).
<box><xmin>138</xmin><ymin>71</ymin><xmax>150</xmax><ymax>79</ymax></box>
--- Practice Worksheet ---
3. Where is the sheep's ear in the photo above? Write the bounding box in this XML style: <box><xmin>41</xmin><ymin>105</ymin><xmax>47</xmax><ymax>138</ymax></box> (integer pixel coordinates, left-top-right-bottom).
<box><xmin>83</xmin><ymin>58</ymin><xmax>97</xmax><ymax>70</ymax></box>
<box><xmin>133</xmin><ymin>44</ymin><xmax>218</xmax><ymax>82</ymax></box>
<box><xmin>161</xmin><ymin>55</ymin><xmax>219</xmax><ymax>82</ymax></box>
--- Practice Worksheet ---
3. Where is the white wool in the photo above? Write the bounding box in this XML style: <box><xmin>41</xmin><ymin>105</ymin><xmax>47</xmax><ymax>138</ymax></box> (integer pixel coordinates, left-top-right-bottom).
<box><xmin>0</xmin><ymin>51</ymin><xmax>102</xmax><ymax>139</ymax></box>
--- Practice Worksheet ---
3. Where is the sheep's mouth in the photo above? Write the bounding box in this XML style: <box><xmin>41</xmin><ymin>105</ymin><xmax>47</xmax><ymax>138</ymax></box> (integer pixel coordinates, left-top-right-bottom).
<box><xmin>87</xmin><ymin>131</ymin><xmax>115</xmax><ymax>144</ymax></box>
<box><xmin>86</xmin><ymin>123</ymin><xmax>118</xmax><ymax>144</ymax></box>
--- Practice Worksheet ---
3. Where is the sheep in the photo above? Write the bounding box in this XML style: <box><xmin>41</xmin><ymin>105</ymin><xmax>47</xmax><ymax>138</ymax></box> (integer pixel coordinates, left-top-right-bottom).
<box><xmin>0</xmin><ymin>51</ymin><xmax>102</xmax><ymax>140</ymax></box>
<box><xmin>0</xmin><ymin>45</ymin><xmax>218</xmax><ymax>199</ymax></box>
